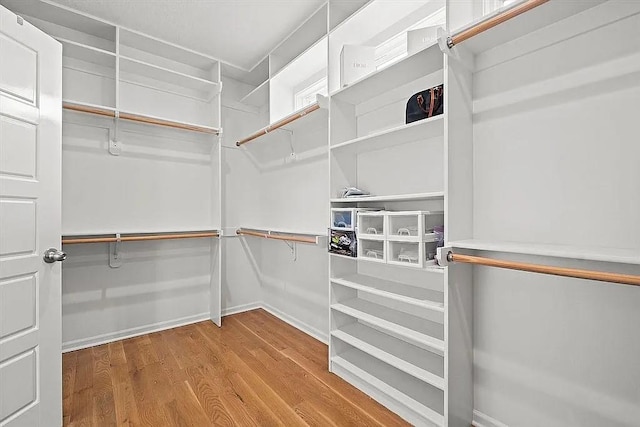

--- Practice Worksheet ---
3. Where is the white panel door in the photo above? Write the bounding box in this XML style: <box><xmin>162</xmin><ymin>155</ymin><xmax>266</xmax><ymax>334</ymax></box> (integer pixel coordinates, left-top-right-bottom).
<box><xmin>0</xmin><ymin>6</ymin><xmax>63</xmax><ymax>427</ymax></box>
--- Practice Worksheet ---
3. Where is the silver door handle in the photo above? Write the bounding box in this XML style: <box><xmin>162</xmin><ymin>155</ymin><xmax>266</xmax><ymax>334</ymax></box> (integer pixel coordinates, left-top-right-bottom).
<box><xmin>43</xmin><ymin>248</ymin><xmax>67</xmax><ymax>263</ymax></box>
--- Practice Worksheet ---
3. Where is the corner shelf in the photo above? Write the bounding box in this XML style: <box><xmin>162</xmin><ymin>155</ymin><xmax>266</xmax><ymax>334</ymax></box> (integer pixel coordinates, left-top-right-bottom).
<box><xmin>240</xmin><ymin>80</ymin><xmax>269</xmax><ymax>107</ymax></box>
<box><xmin>58</xmin><ymin>38</ymin><xmax>115</xmax><ymax>67</ymax></box>
<box><xmin>450</xmin><ymin>239</ymin><xmax>640</xmax><ymax>266</ymax></box>
<box><xmin>330</xmin><ymin>192</ymin><xmax>444</xmax><ymax>204</ymax></box>
<box><xmin>119</xmin><ymin>55</ymin><xmax>220</xmax><ymax>93</ymax></box>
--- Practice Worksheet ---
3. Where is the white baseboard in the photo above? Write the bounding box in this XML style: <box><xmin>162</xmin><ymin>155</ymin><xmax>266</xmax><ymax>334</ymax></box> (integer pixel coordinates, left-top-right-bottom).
<box><xmin>261</xmin><ymin>303</ymin><xmax>329</xmax><ymax>344</ymax></box>
<box><xmin>221</xmin><ymin>302</ymin><xmax>261</xmax><ymax>317</ymax></box>
<box><xmin>473</xmin><ymin>410</ymin><xmax>509</xmax><ymax>427</ymax></box>
<box><xmin>62</xmin><ymin>312</ymin><xmax>211</xmax><ymax>353</ymax></box>
<box><xmin>62</xmin><ymin>302</ymin><xmax>329</xmax><ymax>352</ymax></box>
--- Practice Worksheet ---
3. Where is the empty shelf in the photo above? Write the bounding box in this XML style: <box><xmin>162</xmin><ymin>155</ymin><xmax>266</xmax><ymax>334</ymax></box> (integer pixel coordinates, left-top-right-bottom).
<box><xmin>330</xmin><ymin>116</ymin><xmax>444</xmax><ymax>155</ymax></box>
<box><xmin>59</xmin><ymin>38</ymin><xmax>115</xmax><ymax>67</ymax></box>
<box><xmin>331</xmin><ymin>298</ymin><xmax>444</xmax><ymax>356</ymax></box>
<box><xmin>120</xmin><ymin>55</ymin><xmax>219</xmax><ymax>93</ymax></box>
<box><xmin>332</xmin><ymin>323</ymin><xmax>444</xmax><ymax>389</ymax></box>
<box><xmin>332</xmin><ymin>348</ymin><xmax>444</xmax><ymax>427</ymax></box>
<box><xmin>331</xmin><ymin>274</ymin><xmax>444</xmax><ymax>312</ymax></box>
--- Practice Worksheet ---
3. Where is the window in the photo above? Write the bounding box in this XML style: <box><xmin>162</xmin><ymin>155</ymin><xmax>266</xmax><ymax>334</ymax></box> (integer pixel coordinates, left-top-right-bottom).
<box><xmin>484</xmin><ymin>0</ymin><xmax>519</xmax><ymax>15</ymax></box>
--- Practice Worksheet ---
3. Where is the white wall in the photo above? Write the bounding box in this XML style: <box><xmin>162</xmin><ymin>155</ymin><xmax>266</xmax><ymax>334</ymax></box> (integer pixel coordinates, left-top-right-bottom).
<box><xmin>469</xmin><ymin>4</ymin><xmax>640</xmax><ymax>426</ymax></box>
<box><xmin>220</xmin><ymin>76</ymin><xmax>329</xmax><ymax>339</ymax></box>
<box><xmin>61</xmin><ymin>112</ymin><xmax>218</xmax><ymax>350</ymax></box>
<box><xmin>220</xmin><ymin>77</ymin><xmax>264</xmax><ymax>315</ymax></box>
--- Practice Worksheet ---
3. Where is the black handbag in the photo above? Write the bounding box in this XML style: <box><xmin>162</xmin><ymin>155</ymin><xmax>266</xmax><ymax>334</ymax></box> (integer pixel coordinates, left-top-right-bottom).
<box><xmin>405</xmin><ymin>84</ymin><xmax>443</xmax><ymax>124</ymax></box>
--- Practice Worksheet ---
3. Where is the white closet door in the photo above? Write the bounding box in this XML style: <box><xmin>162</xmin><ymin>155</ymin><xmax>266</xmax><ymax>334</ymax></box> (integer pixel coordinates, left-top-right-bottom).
<box><xmin>0</xmin><ymin>6</ymin><xmax>63</xmax><ymax>426</ymax></box>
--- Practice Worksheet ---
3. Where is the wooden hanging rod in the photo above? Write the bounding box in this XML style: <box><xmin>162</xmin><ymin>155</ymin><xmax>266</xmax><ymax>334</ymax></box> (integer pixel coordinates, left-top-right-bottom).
<box><xmin>447</xmin><ymin>0</ymin><xmax>550</xmax><ymax>48</ymax></box>
<box><xmin>236</xmin><ymin>102</ymin><xmax>320</xmax><ymax>146</ymax></box>
<box><xmin>236</xmin><ymin>228</ymin><xmax>319</xmax><ymax>244</ymax></box>
<box><xmin>447</xmin><ymin>252</ymin><xmax>640</xmax><ymax>287</ymax></box>
<box><xmin>62</xmin><ymin>231</ymin><xmax>219</xmax><ymax>245</ymax></box>
<box><xmin>62</xmin><ymin>102</ymin><xmax>220</xmax><ymax>135</ymax></box>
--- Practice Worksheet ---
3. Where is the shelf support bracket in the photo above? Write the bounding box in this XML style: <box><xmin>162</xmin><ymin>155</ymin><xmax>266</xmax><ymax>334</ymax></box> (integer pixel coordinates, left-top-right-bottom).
<box><xmin>109</xmin><ymin>114</ymin><xmax>122</xmax><ymax>156</ymax></box>
<box><xmin>283</xmin><ymin>240</ymin><xmax>297</xmax><ymax>261</ymax></box>
<box><xmin>109</xmin><ymin>233</ymin><xmax>123</xmax><ymax>268</ymax></box>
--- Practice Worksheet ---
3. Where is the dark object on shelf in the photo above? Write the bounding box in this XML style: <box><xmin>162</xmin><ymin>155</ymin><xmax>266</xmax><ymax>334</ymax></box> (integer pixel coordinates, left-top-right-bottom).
<box><xmin>329</xmin><ymin>229</ymin><xmax>357</xmax><ymax>257</ymax></box>
<box><xmin>406</xmin><ymin>84</ymin><xmax>443</xmax><ymax>124</ymax></box>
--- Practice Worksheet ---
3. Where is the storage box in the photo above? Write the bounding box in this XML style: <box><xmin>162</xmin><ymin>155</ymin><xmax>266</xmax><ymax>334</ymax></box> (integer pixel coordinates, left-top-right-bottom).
<box><xmin>358</xmin><ymin>238</ymin><xmax>386</xmax><ymax>263</ymax></box>
<box><xmin>386</xmin><ymin>211</ymin><xmax>444</xmax><ymax>242</ymax></box>
<box><xmin>407</xmin><ymin>26</ymin><xmax>441</xmax><ymax>56</ymax></box>
<box><xmin>387</xmin><ymin>241</ymin><xmax>422</xmax><ymax>268</ymax></box>
<box><xmin>356</xmin><ymin>211</ymin><xmax>385</xmax><ymax>239</ymax></box>
<box><xmin>332</xmin><ymin>208</ymin><xmax>356</xmax><ymax>230</ymax></box>
<box><xmin>340</xmin><ymin>45</ymin><xmax>375</xmax><ymax>88</ymax></box>
<box><xmin>329</xmin><ymin>229</ymin><xmax>357</xmax><ymax>257</ymax></box>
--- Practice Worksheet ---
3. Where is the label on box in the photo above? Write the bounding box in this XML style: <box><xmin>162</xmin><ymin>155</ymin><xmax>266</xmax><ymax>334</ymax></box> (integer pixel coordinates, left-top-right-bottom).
<box><xmin>340</xmin><ymin>45</ymin><xmax>375</xmax><ymax>88</ymax></box>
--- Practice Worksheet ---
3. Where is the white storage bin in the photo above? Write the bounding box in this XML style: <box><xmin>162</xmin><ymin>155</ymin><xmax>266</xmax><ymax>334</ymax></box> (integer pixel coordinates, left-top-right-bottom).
<box><xmin>356</xmin><ymin>211</ymin><xmax>385</xmax><ymax>239</ymax></box>
<box><xmin>332</xmin><ymin>208</ymin><xmax>357</xmax><ymax>230</ymax></box>
<box><xmin>387</xmin><ymin>211</ymin><xmax>444</xmax><ymax>242</ymax></box>
<box><xmin>358</xmin><ymin>238</ymin><xmax>386</xmax><ymax>263</ymax></box>
<box><xmin>387</xmin><ymin>241</ymin><xmax>422</xmax><ymax>268</ymax></box>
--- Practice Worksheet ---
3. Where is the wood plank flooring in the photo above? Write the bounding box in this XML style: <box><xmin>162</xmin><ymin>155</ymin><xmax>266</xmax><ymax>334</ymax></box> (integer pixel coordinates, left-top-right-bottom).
<box><xmin>63</xmin><ymin>309</ymin><xmax>410</xmax><ymax>426</ymax></box>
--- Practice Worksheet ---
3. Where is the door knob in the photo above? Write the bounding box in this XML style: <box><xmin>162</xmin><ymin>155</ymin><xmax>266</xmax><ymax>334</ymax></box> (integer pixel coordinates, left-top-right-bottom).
<box><xmin>43</xmin><ymin>248</ymin><xmax>67</xmax><ymax>263</ymax></box>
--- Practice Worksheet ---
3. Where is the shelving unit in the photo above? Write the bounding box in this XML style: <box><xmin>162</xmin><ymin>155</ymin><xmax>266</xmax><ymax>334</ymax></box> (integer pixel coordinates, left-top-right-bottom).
<box><xmin>8</xmin><ymin>0</ymin><xmax>225</xmax><ymax>329</ymax></box>
<box><xmin>327</xmin><ymin>1</ymin><xmax>466</xmax><ymax>424</ymax></box>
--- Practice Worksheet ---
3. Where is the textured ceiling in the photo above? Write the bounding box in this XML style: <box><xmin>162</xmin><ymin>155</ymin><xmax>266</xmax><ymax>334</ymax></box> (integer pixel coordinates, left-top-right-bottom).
<box><xmin>46</xmin><ymin>0</ymin><xmax>325</xmax><ymax>70</ymax></box>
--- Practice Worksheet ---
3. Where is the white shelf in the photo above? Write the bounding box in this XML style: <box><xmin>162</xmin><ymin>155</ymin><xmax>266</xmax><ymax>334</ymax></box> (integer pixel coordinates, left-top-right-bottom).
<box><xmin>331</xmin><ymin>350</ymin><xmax>444</xmax><ymax>427</ymax></box>
<box><xmin>450</xmin><ymin>239</ymin><xmax>640</xmax><ymax>266</ymax></box>
<box><xmin>331</xmin><ymin>116</ymin><xmax>444</xmax><ymax>154</ymax></box>
<box><xmin>58</xmin><ymin>38</ymin><xmax>115</xmax><ymax>67</ymax></box>
<box><xmin>330</xmin><ymin>252</ymin><xmax>445</xmax><ymax>273</ymax></box>
<box><xmin>330</xmin><ymin>43</ymin><xmax>443</xmax><ymax>105</ymax></box>
<box><xmin>332</xmin><ymin>323</ymin><xmax>444</xmax><ymax>390</ymax></box>
<box><xmin>120</xmin><ymin>55</ymin><xmax>219</xmax><ymax>93</ymax></box>
<box><xmin>456</xmin><ymin>0</ymin><xmax>607</xmax><ymax>56</ymax></box>
<box><xmin>240</xmin><ymin>80</ymin><xmax>269</xmax><ymax>107</ymax></box>
<box><xmin>331</xmin><ymin>298</ymin><xmax>444</xmax><ymax>356</ymax></box>
<box><xmin>332</xmin><ymin>274</ymin><xmax>444</xmax><ymax>313</ymax></box>
<box><xmin>331</xmin><ymin>192</ymin><xmax>444</xmax><ymax>204</ymax></box>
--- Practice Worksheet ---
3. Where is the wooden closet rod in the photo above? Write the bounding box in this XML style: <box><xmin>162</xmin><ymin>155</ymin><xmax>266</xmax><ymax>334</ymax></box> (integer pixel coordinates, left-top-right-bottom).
<box><xmin>62</xmin><ymin>102</ymin><xmax>220</xmax><ymax>135</ymax></box>
<box><xmin>447</xmin><ymin>0</ymin><xmax>549</xmax><ymax>48</ymax></box>
<box><xmin>447</xmin><ymin>252</ymin><xmax>640</xmax><ymax>287</ymax></box>
<box><xmin>236</xmin><ymin>103</ymin><xmax>320</xmax><ymax>146</ymax></box>
<box><xmin>236</xmin><ymin>228</ymin><xmax>318</xmax><ymax>244</ymax></box>
<box><xmin>62</xmin><ymin>231</ymin><xmax>219</xmax><ymax>245</ymax></box>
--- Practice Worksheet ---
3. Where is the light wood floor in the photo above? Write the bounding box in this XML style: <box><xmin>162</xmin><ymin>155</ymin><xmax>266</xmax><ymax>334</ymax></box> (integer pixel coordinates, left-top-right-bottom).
<box><xmin>63</xmin><ymin>309</ymin><xmax>409</xmax><ymax>426</ymax></box>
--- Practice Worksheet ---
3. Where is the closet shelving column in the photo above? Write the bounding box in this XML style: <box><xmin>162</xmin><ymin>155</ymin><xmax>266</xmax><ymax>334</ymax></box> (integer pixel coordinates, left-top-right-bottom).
<box><xmin>326</xmin><ymin>0</ymin><xmax>466</xmax><ymax>420</ymax></box>
<box><xmin>3</xmin><ymin>0</ymin><xmax>225</xmax><ymax>327</ymax></box>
